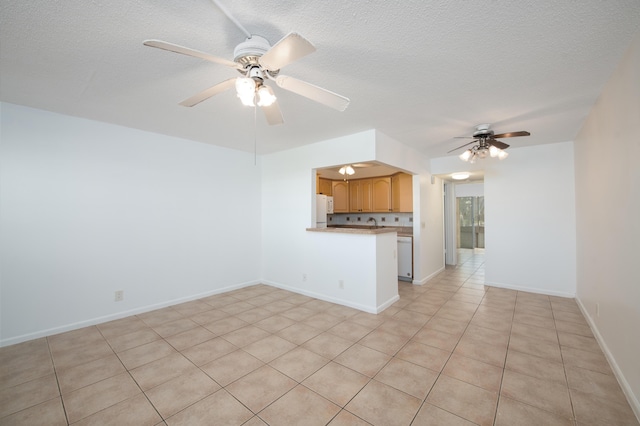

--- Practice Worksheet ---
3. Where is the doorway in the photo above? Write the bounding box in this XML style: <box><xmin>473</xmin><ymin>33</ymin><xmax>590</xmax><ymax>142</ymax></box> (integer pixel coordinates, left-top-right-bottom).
<box><xmin>457</xmin><ymin>196</ymin><xmax>484</xmax><ymax>249</ymax></box>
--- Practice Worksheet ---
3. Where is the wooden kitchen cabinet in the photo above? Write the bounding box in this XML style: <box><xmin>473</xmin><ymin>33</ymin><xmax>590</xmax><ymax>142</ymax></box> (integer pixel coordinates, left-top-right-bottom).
<box><xmin>392</xmin><ymin>172</ymin><xmax>413</xmax><ymax>212</ymax></box>
<box><xmin>349</xmin><ymin>179</ymin><xmax>372</xmax><ymax>212</ymax></box>
<box><xmin>372</xmin><ymin>177</ymin><xmax>392</xmax><ymax>212</ymax></box>
<box><xmin>318</xmin><ymin>178</ymin><xmax>333</xmax><ymax>195</ymax></box>
<box><xmin>331</xmin><ymin>180</ymin><xmax>349</xmax><ymax>212</ymax></box>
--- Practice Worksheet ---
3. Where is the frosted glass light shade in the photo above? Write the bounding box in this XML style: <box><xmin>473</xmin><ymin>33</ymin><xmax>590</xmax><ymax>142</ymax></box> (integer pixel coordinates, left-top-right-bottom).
<box><xmin>236</xmin><ymin>77</ymin><xmax>256</xmax><ymax>106</ymax></box>
<box><xmin>256</xmin><ymin>86</ymin><xmax>276</xmax><ymax>106</ymax></box>
<box><xmin>459</xmin><ymin>150</ymin><xmax>472</xmax><ymax>161</ymax></box>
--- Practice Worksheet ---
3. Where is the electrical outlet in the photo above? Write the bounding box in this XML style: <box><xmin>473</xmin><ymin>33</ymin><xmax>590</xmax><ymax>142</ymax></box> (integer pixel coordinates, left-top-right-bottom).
<box><xmin>339</xmin><ymin>280</ymin><xmax>344</xmax><ymax>289</ymax></box>
<box><xmin>303</xmin><ymin>273</ymin><xmax>307</xmax><ymax>282</ymax></box>
<box><xmin>114</xmin><ymin>290</ymin><xmax>124</xmax><ymax>302</ymax></box>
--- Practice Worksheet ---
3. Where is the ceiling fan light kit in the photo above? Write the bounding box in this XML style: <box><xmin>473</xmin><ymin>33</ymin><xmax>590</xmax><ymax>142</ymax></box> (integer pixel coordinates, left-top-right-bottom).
<box><xmin>450</xmin><ymin>124</ymin><xmax>529</xmax><ymax>163</ymax></box>
<box><xmin>143</xmin><ymin>1</ymin><xmax>350</xmax><ymax>126</ymax></box>
<box><xmin>339</xmin><ymin>165</ymin><xmax>355</xmax><ymax>176</ymax></box>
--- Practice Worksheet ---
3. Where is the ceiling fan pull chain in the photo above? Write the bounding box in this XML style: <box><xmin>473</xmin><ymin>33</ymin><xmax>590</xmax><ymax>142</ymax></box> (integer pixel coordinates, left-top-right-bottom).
<box><xmin>211</xmin><ymin>0</ymin><xmax>252</xmax><ymax>39</ymax></box>
<box><xmin>254</xmin><ymin>98</ymin><xmax>258</xmax><ymax>166</ymax></box>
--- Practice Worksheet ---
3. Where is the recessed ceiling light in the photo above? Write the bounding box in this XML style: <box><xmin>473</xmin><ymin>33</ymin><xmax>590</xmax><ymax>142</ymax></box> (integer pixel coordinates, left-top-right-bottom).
<box><xmin>451</xmin><ymin>172</ymin><xmax>470</xmax><ymax>180</ymax></box>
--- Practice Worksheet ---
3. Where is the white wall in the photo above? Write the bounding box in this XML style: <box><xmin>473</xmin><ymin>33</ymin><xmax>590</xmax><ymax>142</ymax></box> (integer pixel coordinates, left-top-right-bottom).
<box><xmin>574</xmin><ymin>34</ymin><xmax>640</xmax><ymax>415</ymax></box>
<box><xmin>261</xmin><ymin>130</ymin><xmax>444</xmax><ymax>309</ymax></box>
<box><xmin>0</xmin><ymin>103</ymin><xmax>262</xmax><ymax>345</ymax></box>
<box><xmin>484</xmin><ymin>142</ymin><xmax>576</xmax><ymax>296</ymax></box>
<box><xmin>455</xmin><ymin>183</ymin><xmax>484</xmax><ymax>197</ymax></box>
<box><xmin>431</xmin><ymin>141</ymin><xmax>577</xmax><ymax>297</ymax></box>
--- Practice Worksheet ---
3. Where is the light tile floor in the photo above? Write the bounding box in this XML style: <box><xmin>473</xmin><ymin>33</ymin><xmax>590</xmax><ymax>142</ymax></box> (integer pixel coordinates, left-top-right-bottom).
<box><xmin>1</xmin><ymin>249</ymin><xmax>638</xmax><ymax>425</ymax></box>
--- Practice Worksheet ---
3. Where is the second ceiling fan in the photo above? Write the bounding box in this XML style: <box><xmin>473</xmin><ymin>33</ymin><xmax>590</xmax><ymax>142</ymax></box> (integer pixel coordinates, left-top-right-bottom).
<box><xmin>144</xmin><ymin>2</ymin><xmax>350</xmax><ymax>126</ymax></box>
<box><xmin>449</xmin><ymin>124</ymin><xmax>530</xmax><ymax>163</ymax></box>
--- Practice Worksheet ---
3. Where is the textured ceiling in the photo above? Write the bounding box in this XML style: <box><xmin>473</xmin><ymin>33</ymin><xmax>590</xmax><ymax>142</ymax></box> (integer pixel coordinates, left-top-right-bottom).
<box><xmin>1</xmin><ymin>0</ymin><xmax>639</xmax><ymax>157</ymax></box>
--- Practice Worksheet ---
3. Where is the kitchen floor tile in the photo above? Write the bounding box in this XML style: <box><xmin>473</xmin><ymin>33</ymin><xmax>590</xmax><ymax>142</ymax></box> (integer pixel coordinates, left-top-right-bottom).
<box><xmin>269</xmin><ymin>346</ymin><xmax>329</xmax><ymax>382</ymax></box>
<box><xmin>302</xmin><ymin>332</ymin><xmax>354</xmax><ymax>359</ymax></box>
<box><xmin>164</xmin><ymin>389</ymin><xmax>253</xmax><ymax>426</ymax></box>
<box><xmin>442</xmin><ymin>353</ymin><xmax>504</xmax><ymax>392</ymax></box>
<box><xmin>200</xmin><ymin>349</ymin><xmax>263</xmax><ymax>386</ymax></box>
<box><xmin>345</xmin><ymin>380</ymin><xmax>422</xmax><ymax>426</ymax></box>
<box><xmin>73</xmin><ymin>393</ymin><xmax>161</xmax><ymax>426</ymax></box>
<box><xmin>395</xmin><ymin>340</ymin><xmax>451</xmax><ymax>372</ymax></box>
<box><xmin>0</xmin><ymin>374</ymin><xmax>60</xmax><ymax>419</ymax></box>
<box><xmin>495</xmin><ymin>396</ymin><xmax>574</xmax><ymax>426</ymax></box>
<box><xmin>144</xmin><ymin>367</ymin><xmax>220</xmax><ymax>419</ymax></box>
<box><xmin>374</xmin><ymin>358</ymin><xmax>438</xmax><ymax>399</ymax></box>
<box><xmin>0</xmin><ymin>397</ymin><xmax>67</xmax><ymax>426</ymax></box>
<box><xmin>426</xmin><ymin>375</ymin><xmax>498</xmax><ymax>426</ymax></box>
<box><xmin>56</xmin><ymin>353</ymin><xmax>126</xmax><ymax>394</ymax></box>
<box><xmin>412</xmin><ymin>402</ymin><xmax>477</xmax><ymax>426</ymax></box>
<box><xmin>225</xmin><ymin>365</ymin><xmax>297</xmax><ymax>413</ymax></box>
<box><xmin>500</xmin><ymin>370</ymin><xmax>573</xmax><ymax>419</ymax></box>
<box><xmin>258</xmin><ymin>384</ymin><xmax>341</xmax><ymax>426</ymax></box>
<box><xmin>302</xmin><ymin>361</ymin><xmax>369</xmax><ymax>407</ymax></box>
<box><xmin>243</xmin><ymin>334</ymin><xmax>297</xmax><ymax>363</ymax></box>
<box><xmin>333</xmin><ymin>343</ymin><xmax>392</xmax><ymax>378</ymax></box>
<box><xmin>62</xmin><ymin>372</ymin><xmax>141</xmax><ymax>423</ymax></box>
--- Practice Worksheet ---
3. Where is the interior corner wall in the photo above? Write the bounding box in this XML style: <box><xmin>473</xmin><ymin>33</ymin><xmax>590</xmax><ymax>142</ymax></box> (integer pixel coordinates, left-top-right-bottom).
<box><xmin>573</xmin><ymin>34</ymin><xmax>640</xmax><ymax>414</ymax></box>
<box><xmin>430</xmin><ymin>141</ymin><xmax>577</xmax><ymax>297</ymax></box>
<box><xmin>0</xmin><ymin>103</ymin><xmax>262</xmax><ymax>346</ymax></box>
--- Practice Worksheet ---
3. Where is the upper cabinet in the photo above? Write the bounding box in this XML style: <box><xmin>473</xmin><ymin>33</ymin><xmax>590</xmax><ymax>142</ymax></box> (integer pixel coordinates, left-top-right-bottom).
<box><xmin>331</xmin><ymin>181</ymin><xmax>349</xmax><ymax>212</ymax></box>
<box><xmin>325</xmin><ymin>172</ymin><xmax>412</xmax><ymax>213</ymax></box>
<box><xmin>392</xmin><ymin>173</ymin><xmax>413</xmax><ymax>212</ymax></box>
<box><xmin>372</xmin><ymin>177</ymin><xmax>392</xmax><ymax>212</ymax></box>
<box><xmin>318</xmin><ymin>178</ymin><xmax>333</xmax><ymax>195</ymax></box>
<box><xmin>349</xmin><ymin>179</ymin><xmax>372</xmax><ymax>212</ymax></box>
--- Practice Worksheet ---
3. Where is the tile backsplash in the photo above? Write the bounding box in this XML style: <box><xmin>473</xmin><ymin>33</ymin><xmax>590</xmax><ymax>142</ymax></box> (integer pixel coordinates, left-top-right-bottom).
<box><xmin>328</xmin><ymin>212</ymin><xmax>413</xmax><ymax>227</ymax></box>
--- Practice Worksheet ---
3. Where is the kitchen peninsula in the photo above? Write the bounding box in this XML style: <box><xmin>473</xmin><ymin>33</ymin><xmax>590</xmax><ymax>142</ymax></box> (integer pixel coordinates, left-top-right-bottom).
<box><xmin>305</xmin><ymin>225</ymin><xmax>399</xmax><ymax>313</ymax></box>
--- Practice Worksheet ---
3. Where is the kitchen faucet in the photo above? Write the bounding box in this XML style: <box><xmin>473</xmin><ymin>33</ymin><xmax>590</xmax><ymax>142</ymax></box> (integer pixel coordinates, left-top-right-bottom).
<box><xmin>367</xmin><ymin>217</ymin><xmax>377</xmax><ymax>227</ymax></box>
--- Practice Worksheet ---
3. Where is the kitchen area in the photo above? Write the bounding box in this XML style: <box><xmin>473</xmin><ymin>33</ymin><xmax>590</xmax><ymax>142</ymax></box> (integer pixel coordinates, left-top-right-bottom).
<box><xmin>311</xmin><ymin>164</ymin><xmax>415</xmax><ymax>283</ymax></box>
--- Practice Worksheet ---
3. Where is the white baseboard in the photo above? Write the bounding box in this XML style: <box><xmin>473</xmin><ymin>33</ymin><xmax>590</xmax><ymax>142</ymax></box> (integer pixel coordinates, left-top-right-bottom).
<box><xmin>261</xmin><ymin>279</ymin><xmax>394</xmax><ymax>314</ymax></box>
<box><xmin>575</xmin><ymin>298</ymin><xmax>640</xmax><ymax>421</ymax></box>
<box><xmin>484</xmin><ymin>280</ymin><xmax>576</xmax><ymax>298</ymax></box>
<box><xmin>414</xmin><ymin>265</ymin><xmax>445</xmax><ymax>285</ymax></box>
<box><xmin>0</xmin><ymin>280</ymin><xmax>261</xmax><ymax>347</ymax></box>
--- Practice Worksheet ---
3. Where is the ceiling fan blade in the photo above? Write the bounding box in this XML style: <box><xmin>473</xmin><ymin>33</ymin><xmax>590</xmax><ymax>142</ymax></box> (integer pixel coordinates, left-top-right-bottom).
<box><xmin>259</xmin><ymin>32</ymin><xmax>316</xmax><ymax>71</ymax></box>
<box><xmin>275</xmin><ymin>75</ymin><xmax>350</xmax><ymax>111</ymax></box>
<box><xmin>492</xmin><ymin>131</ymin><xmax>530</xmax><ymax>139</ymax></box>
<box><xmin>454</xmin><ymin>136</ymin><xmax>476</xmax><ymax>139</ymax></box>
<box><xmin>178</xmin><ymin>78</ymin><xmax>236</xmax><ymax>107</ymax></box>
<box><xmin>489</xmin><ymin>140</ymin><xmax>510</xmax><ymax>150</ymax></box>
<box><xmin>143</xmin><ymin>40</ymin><xmax>241</xmax><ymax>69</ymax></box>
<box><xmin>447</xmin><ymin>140</ymin><xmax>478</xmax><ymax>153</ymax></box>
<box><xmin>260</xmin><ymin>88</ymin><xmax>284</xmax><ymax>126</ymax></box>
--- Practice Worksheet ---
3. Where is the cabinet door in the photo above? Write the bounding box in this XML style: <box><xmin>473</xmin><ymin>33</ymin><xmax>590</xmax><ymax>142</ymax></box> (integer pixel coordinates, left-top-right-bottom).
<box><xmin>349</xmin><ymin>179</ymin><xmax>372</xmax><ymax>212</ymax></box>
<box><xmin>349</xmin><ymin>180</ymin><xmax>361</xmax><ymax>212</ymax></box>
<box><xmin>372</xmin><ymin>177</ymin><xmax>392</xmax><ymax>212</ymax></box>
<box><xmin>392</xmin><ymin>173</ymin><xmax>413</xmax><ymax>212</ymax></box>
<box><xmin>332</xmin><ymin>181</ymin><xmax>349</xmax><ymax>212</ymax></box>
<box><xmin>319</xmin><ymin>178</ymin><xmax>333</xmax><ymax>195</ymax></box>
<box><xmin>361</xmin><ymin>179</ymin><xmax>373</xmax><ymax>212</ymax></box>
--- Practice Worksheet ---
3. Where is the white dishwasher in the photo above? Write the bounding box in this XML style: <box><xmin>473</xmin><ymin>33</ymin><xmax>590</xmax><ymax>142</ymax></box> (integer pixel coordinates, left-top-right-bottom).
<box><xmin>397</xmin><ymin>236</ymin><xmax>413</xmax><ymax>281</ymax></box>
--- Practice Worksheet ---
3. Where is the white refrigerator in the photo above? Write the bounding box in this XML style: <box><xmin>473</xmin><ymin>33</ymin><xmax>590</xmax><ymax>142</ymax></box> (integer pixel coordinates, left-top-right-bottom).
<box><xmin>316</xmin><ymin>194</ymin><xmax>333</xmax><ymax>228</ymax></box>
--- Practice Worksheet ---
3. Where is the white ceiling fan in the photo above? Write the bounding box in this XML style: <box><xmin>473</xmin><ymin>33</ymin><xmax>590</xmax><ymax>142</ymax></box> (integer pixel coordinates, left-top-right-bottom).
<box><xmin>143</xmin><ymin>1</ymin><xmax>350</xmax><ymax>126</ymax></box>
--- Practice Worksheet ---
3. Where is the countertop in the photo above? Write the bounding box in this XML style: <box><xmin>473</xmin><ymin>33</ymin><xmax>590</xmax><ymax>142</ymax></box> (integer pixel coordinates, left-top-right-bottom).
<box><xmin>306</xmin><ymin>225</ymin><xmax>413</xmax><ymax>236</ymax></box>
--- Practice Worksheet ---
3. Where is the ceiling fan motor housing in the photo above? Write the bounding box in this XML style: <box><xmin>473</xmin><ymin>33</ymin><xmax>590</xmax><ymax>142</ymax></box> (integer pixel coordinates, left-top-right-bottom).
<box><xmin>234</xmin><ymin>35</ymin><xmax>271</xmax><ymax>65</ymax></box>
